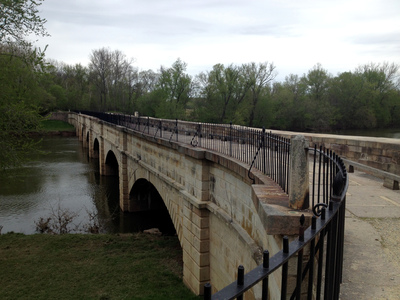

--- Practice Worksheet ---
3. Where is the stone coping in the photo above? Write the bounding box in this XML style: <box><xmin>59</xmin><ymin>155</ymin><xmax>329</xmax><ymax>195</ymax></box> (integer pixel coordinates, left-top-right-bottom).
<box><xmin>269</xmin><ymin>130</ymin><xmax>400</xmax><ymax>145</ymax></box>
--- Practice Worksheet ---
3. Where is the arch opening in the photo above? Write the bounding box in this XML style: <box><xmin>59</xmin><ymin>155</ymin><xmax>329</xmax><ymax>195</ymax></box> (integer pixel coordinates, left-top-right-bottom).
<box><xmin>93</xmin><ymin>138</ymin><xmax>100</xmax><ymax>159</ymax></box>
<box><xmin>129</xmin><ymin>179</ymin><xmax>176</xmax><ymax>235</ymax></box>
<box><xmin>105</xmin><ymin>150</ymin><xmax>119</xmax><ymax>177</ymax></box>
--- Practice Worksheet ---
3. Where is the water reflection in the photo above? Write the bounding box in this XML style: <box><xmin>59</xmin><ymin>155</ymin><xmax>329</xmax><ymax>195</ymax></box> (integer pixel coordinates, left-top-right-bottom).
<box><xmin>0</xmin><ymin>136</ymin><xmax>174</xmax><ymax>235</ymax></box>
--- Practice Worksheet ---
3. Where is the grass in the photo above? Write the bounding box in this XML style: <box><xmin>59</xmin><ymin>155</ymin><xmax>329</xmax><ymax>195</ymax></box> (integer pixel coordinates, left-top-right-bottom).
<box><xmin>41</xmin><ymin>119</ymin><xmax>75</xmax><ymax>132</ymax></box>
<box><xmin>0</xmin><ymin>233</ymin><xmax>200</xmax><ymax>300</ymax></box>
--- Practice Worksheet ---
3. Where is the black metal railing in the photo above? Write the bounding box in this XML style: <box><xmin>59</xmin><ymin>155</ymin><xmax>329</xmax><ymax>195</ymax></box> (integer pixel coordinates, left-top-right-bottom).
<box><xmin>76</xmin><ymin>111</ymin><xmax>290</xmax><ymax>193</ymax></box>
<box><xmin>203</xmin><ymin>147</ymin><xmax>348</xmax><ymax>300</ymax></box>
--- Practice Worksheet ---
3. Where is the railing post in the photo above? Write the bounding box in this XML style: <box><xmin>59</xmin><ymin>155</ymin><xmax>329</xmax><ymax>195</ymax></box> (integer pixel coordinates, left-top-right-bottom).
<box><xmin>262</xmin><ymin>250</ymin><xmax>269</xmax><ymax>300</ymax></box>
<box><xmin>176</xmin><ymin>119</ymin><xmax>178</xmax><ymax>142</ymax></box>
<box><xmin>229</xmin><ymin>122</ymin><xmax>233</xmax><ymax>157</ymax></box>
<box><xmin>281</xmin><ymin>236</ymin><xmax>289</xmax><ymax>299</ymax></box>
<box><xmin>204</xmin><ymin>283</ymin><xmax>211</xmax><ymax>300</ymax></box>
<box><xmin>237</xmin><ymin>265</ymin><xmax>244</xmax><ymax>300</ymax></box>
<box><xmin>198</xmin><ymin>123</ymin><xmax>202</xmax><ymax>148</ymax></box>
<box><xmin>262</xmin><ymin>127</ymin><xmax>266</xmax><ymax>175</ymax></box>
<box><xmin>289</xmin><ymin>135</ymin><xmax>310</xmax><ymax>209</ymax></box>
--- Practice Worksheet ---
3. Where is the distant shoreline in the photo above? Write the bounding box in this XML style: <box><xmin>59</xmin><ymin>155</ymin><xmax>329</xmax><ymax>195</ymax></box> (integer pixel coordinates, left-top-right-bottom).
<box><xmin>29</xmin><ymin>130</ymin><xmax>76</xmax><ymax>137</ymax></box>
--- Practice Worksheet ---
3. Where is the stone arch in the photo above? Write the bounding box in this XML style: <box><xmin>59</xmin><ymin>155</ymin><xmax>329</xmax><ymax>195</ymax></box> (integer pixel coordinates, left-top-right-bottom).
<box><xmin>126</xmin><ymin>162</ymin><xmax>184</xmax><ymax>243</ymax></box>
<box><xmin>93</xmin><ymin>138</ymin><xmax>100</xmax><ymax>159</ymax></box>
<box><xmin>81</xmin><ymin>125</ymin><xmax>85</xmax><ymax>140</ymax></box>
<box><xmin>104</xmin><ymin>150</ymin><xmax>119</xmax><ymax>177</ymax></box>
<box><xmin>129</xmin><ymin>178</ymin><xmax>176</xmax><ymax>234</ymax></box>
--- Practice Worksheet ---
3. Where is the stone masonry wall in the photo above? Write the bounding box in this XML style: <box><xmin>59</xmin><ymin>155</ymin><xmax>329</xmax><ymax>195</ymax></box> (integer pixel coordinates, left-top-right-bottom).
<box><xmin>72</xmin><ymin>112</ymin><xmax>308</xmax><ymax>298</ymax></box>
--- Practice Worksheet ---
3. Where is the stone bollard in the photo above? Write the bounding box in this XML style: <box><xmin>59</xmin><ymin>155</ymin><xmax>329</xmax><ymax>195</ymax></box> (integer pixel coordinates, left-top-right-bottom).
<box><xmin>289</xmin><ymin>135</ymin><xmax>309</xmax><ymax>209</ymax></box>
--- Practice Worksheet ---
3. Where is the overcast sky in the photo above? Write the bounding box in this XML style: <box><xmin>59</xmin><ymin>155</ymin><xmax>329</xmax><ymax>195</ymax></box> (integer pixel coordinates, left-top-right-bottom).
<box><xmin>34</xmin><ymin>0</ymin><xmax>400</xmax><ymax>81</ymax></box>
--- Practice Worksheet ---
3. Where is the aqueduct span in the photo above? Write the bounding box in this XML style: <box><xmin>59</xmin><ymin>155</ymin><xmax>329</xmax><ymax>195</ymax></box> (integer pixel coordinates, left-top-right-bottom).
<box><xmin>64</xmin><ymin>111</ymin><xmax>375</xmax><ymax>299</ymax></box>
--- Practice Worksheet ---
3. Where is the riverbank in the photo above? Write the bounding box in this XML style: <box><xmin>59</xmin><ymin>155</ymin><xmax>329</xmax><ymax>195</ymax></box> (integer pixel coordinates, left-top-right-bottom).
<box><xmin>0</xmin><ymin>232</ymin><xmax>200</xmax><ymax>300</ymax></box>
<box><xmin>27</xmin><ymin>120</ymin><xmax>76</xmax><ymax>137</ymax></box>
<box><xmin>37</xmin><ymin>119</ymin><xmax>76</xmax><ymax>136</ymax></box>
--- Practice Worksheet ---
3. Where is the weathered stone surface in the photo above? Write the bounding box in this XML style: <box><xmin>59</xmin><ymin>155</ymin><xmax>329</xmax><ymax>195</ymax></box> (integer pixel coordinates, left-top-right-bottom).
<box><xmin>69</xmin><ymin>113</ymin><xmax>331</xmax><ymax>298</ymax></box>
<box><xmin>289</xmin><ymin>135</ymin><xmax>310</xmax><ymax>210</ymax></box>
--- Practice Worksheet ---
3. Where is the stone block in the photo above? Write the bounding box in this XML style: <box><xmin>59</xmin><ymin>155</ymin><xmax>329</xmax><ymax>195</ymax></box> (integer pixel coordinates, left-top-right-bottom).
<box><xmin>183</xmin><ymin>215</ymin><xmax>210</xmax><ymax>240</ymax></box>
<box><xmin>183</xmin><ymin>266</ymin><xmax>208</xmax><ymax>296</ymax></box>
<box><xmin>183</xmin><ymin>249</ymin><xmax>210</xmax><ymax>282</ymax></box>
<box><xmin>183</xmin><ymin>237</ymin><xmax>210</xmax><ymax>267</ymax></box>
<box><xmin>183</xmin><ymin>224</ymin><xmax>210</xmax><ymax>253</ymax></box>
<box><xmin>383</xmin><ymin>178</ymin><xmax>399</xmax><ymax>190</ymax></box>
<box><xmin>183</xmin><ymin>206</ymin><xmax>209</xmax><ymax>229</ymax></box>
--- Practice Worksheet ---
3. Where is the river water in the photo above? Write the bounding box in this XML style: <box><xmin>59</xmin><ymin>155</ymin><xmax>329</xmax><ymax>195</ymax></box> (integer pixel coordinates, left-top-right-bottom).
<box><xmin>0</xmin><ymin>136</ymin><xmax>169</xmax><ymax>235</ymax></box>
<box><xmin>1</xmin><ymin>129</ymin><xmax>398</xmax><ymax>235</ymax></box>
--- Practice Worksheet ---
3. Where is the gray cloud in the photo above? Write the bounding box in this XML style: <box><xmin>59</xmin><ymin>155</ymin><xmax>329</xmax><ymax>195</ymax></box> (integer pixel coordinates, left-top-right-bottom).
<box><xmin>35</xmin><ymin>0</ymin><xmax>400</xmax><ymax>79</ymax></box>
<box><xmin>350</xmin><ymin>32</ymin><xmax>400</xmax><ymax>46</ymax></box>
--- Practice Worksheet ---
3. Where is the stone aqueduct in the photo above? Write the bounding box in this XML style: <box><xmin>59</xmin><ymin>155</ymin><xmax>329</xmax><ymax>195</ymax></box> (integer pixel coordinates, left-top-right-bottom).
<box><xmin>65</xmin><ymin>111</ymin><xmax>400</xmax><ymax>298</ymax></box>
<box><xmin>68</xmin><ymin>112</ymin><xmax>307</xmax><ymax>298</ymax></box>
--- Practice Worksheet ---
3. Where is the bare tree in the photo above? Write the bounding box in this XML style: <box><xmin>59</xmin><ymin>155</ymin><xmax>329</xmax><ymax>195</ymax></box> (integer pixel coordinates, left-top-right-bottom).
<box><xmin>89</xmin><ymin>48</ymin><xmax>136</xmax><ymax>111</ymax></box>
<box><xmin>89</xmin><ymin>47</ymin><xmax>113</xmax><ymax>110</ymax></box>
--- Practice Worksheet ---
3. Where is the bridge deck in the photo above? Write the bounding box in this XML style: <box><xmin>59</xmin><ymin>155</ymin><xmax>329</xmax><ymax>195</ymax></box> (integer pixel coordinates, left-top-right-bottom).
<box><xmin>340</xmin><ymin>169</ymin><xmax>400</xmax><ymax>299</ymax></box>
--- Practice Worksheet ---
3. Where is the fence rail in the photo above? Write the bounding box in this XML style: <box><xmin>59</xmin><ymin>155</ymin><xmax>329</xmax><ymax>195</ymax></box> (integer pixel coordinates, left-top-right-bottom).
<box><xmin>76</xmin><ymin>111</ymin><xmax>291</xmax><ymax>193</ymax></box>
<box><xmin>75</xmin><ymin>111</ymin><xmax>348</xmax><ymax>299</ymax></box>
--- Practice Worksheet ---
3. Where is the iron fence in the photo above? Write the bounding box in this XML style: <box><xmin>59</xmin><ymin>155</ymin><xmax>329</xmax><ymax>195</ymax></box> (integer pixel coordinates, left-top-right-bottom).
<box><xmin>76</xmin><ymin>111</ymin><xmax>290</xmax><ymax>193</ymax></box>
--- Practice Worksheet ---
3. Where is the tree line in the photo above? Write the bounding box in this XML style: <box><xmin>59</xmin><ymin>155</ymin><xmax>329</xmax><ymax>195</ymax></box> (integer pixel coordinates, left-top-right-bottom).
<box><xmin>1</xmin><ymin>0</ymin><xmax>400</xmax><ymax>171</ymax></box>
<box><xmin>36</xmin><ymin>49</ymin><xmax>400</xmax><ymax>131</ymax></box>
<box><xmin>3</xmin><ymin>44</ymin><xmax>400</xmax><ymax>132</ymax></box>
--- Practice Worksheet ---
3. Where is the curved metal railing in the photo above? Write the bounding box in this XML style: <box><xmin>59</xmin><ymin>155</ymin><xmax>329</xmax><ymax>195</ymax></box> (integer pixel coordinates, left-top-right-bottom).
<box><xmin>204</xmin><ymin>147</ymin><xmax>348</xmax><ymax>300</ymax></box>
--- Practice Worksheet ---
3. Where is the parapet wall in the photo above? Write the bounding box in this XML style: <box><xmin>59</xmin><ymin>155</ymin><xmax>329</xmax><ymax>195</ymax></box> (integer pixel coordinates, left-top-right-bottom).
<box><xmin>48</xmin><ymin>111</ymin><xmax>69</xmax><ymax>122</ymax></box>
<box><xmin>271</xmin><ymin>130</ymin><xmax>400</xmax><ymax>181</ymax></box>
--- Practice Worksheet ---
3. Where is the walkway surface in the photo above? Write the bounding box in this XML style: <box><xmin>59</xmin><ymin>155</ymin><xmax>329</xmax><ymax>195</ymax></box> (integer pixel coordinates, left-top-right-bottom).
<box><xmin>339</xmin><ymin>169</ymin><xmax>400</xmax><ymax>300</ymax></box>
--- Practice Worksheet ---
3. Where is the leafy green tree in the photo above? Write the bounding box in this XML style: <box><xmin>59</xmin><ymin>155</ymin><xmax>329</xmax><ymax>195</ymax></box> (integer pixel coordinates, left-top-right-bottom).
<box><xmin>134</xmin><ymin>69</ymin><xmax>160</xmax><ymax>116</ymax></box>
<box><xmin>0</xmin><ymin>43</ymin><xmax>46</xmax><ymax>172</ymax></box>
<box><xmin>1</xmin><ymin>0</ymin><xmax>49</xmax><ymax>66</ymax></box>
<box><xmin>243</xmin><ymin>62</ymin><xmax>276</xmax><ymax>127</ymax></box>
<box><xmin>196</xmin><ymin>63</ymin><xmax>250</xmax><ymax>124</ymax></box>
<box><xmin>300</xmin><ymin>64</ymin><xmax>334</xmax><ymax>131</ymax></box>
<box><xmin>0</xmin><ymin>0</ymin><xmax>48</xmax><ymax>171</ymax></box>
<box><xmin>0</xmin><ymin>102</ymin><xmax>42</xmax><ymax>171</ymax></box>
<box><xmin>328</xmin><ymin>63</ymin><xmax>400</xmax><ymax>130</ymax></box>
<box><xmin>356</xmin><ymin>62</ymin><xmax>400</xmax><ymax>127</ymax></box>
<box><xmin>47</xmin><ymin>61</ymin><xmax>91</xmax><ymax>111</ymax></box>
<box><xmin>328</xmin><ymin>71</ymin><xmax>366</xmax><ymax>129</ymax></box>
<box><xmin>155</xmin><ymin>58</ymin><xmax>192</xmax><ymax>119</ymax></box>
<box><xmin>270</xmin><ymin>75</ymin><xmax>310</xmax><ymax>130</ymax></box>
<box><xmin>0</xmin><ymin>0</ymin><xmax>48</xmax><ymax>43</ymax></box>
